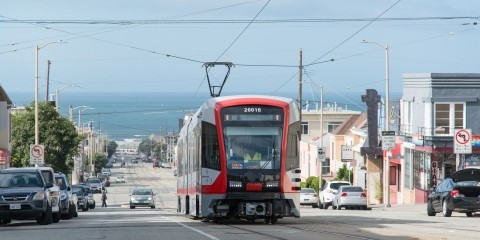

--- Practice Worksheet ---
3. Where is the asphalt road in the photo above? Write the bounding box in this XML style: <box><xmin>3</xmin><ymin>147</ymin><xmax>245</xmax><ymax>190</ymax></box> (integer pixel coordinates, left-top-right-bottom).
<box><xmin>1</xmin><ymin>160</ymin><xmax>479</xmax><ymax>240</ymax></box>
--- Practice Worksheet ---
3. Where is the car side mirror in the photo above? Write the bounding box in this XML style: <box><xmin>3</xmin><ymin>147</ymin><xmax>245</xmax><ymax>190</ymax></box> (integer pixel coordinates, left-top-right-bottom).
<box><xmin>45</xmin><ymin>182</ymin><xmax>53</xmax><ymax>188</ymax></box>
<box><xmin>67</xmin><ymin>186</ymin><xmax>71</xmax><ymax>191</ymax></box>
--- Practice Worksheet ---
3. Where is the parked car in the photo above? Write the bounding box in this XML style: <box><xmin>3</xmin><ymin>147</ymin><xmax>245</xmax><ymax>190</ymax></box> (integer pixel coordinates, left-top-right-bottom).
<box><xmin>116</xmin><ymin>175</ymin><xmax>126</xmax><ymax>183</ymax></box>
<box><xmin>80</xmin><ymin>185</ymin><xmax>96</xmax><ymax>209</ymax></box>
<box><xmin>71</xmin><ymin>185</ymin><xmax>89</xmax><ymax>211</ymax></box>
<box><xmin>86</xmin><ymin>178</ymin><xmax>102</xmax><ymax>193</ymax></box>
<box><xmin>427</xmin><ymin>168</ymin><xmax>480</xmax><ymax>217</ymax></box>
<box><xmin>38</xmin><ymin>167</ymin><xmax>62</xmax><ymax>223</ymax></box>
<box><xmin>130</xmin><ymin>188</ymin><xmax>155</xmax><ymax>209</ymax></box>
<box><xmin>162</xmin><ymin>162</ymin><xmax>172</xmax><ymax>169</ymax></box>
<box><xmin>319</xmin><ymin>180</ymin><xmax>351</xmax><ymax>209</ymax></box>
<box><xmin>332</xmin><ymin>185</ymin><xmax>367</xmax><ymax>210</ymax></box>
<box><xmin>300</xmin><ymin>188</ymin><xmax>319</xmax><ymax>208</ymax></box>
<box><xmin>153</xmin><ymin>161</ymin><xmax>160</xmax><ymax>168</ymax></box>
<box><xmin>0</xmin><ymin>168</ymin><xmax>56</xmax><ymax>225</ymax></box>
<box><xmin>54</xmin><ymin>172</ymin><xmax>78</xmax><ymax>219</ymax></box>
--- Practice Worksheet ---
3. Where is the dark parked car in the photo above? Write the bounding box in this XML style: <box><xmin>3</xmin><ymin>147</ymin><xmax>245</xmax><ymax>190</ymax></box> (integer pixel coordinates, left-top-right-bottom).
<box><xmin>0</xmin><ymin>168</ymin><xmax>55</xmax><ymax>225</ymax></box>
<box><xmin>71</xmin><ymin>185</ymin><xmax>89</xmax><ymax>211</ymax></box>
<box><xmin>427</xmin><ymin>168</ymin><xmax>480</xmax><ymax>217</ymax></box>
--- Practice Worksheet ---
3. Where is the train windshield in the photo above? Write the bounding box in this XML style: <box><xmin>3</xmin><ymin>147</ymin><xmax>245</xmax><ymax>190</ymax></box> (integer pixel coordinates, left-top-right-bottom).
<box><xmin>221</xmin><ymin>106</ymin><xmax>284</xmax><ymax>171</ymax></box>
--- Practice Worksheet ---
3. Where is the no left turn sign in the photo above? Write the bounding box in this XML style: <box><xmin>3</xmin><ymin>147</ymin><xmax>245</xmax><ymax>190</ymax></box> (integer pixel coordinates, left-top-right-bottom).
<box><xmin>454</xmin><ymin>129</ymin><xmax>472</xmax><ymax>154</ymax></box>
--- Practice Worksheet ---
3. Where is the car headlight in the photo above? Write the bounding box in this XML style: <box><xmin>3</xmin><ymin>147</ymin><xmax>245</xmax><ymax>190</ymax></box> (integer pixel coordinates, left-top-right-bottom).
<box><xmin>148</xmin><ymin>197</ymin><xmax>152</xmax><ymax>201</ymax></box>
<box><xmin>33</xmin><ymin>191</ymin><xmax>45</xmax><ymax>200</ymax></box>
<box><xmin>60</xmin><ymin>193</ymin><xmax>67</xmax><ymax>200</ymax></box>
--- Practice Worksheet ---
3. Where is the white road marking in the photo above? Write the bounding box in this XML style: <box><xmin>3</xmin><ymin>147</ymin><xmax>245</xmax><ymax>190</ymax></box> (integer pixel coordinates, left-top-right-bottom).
<box><xmin>162</xmin><ymin>216</ymin><xmax>220</xmax><ymax>240</ymax></box>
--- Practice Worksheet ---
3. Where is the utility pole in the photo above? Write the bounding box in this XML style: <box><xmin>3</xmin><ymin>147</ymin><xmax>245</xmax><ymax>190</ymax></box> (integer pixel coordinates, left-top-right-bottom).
<box><xmin>298</xmin><ymin>49</ymin><xmax>303</xmax><ymax>140</ymax></box>
<box><xmin>45</xmin><ymin>60</ymin><xmax>51</xmax><ymax>102</ymax></box>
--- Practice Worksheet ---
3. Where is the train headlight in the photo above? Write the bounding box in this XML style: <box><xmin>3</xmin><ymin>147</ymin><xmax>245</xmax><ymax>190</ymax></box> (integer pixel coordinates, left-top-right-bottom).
<box><xmin>265</xmin><ymin>181</ymin><xmax>279</xmax><ymax>188</ymax></box>
<box><xmin>229</xmin><ymin>181</ymin><xmax>243</xmax><ymax>188</ymax></box>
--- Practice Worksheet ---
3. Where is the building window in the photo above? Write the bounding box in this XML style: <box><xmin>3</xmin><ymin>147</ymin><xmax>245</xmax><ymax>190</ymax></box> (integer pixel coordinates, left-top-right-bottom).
<box><xmin>301</xmin><ymin>121</ymin><xmax>309</xmax><ymax>135</ymax></box>
<box><xmin>404</xmin><ymin>148</ymin><xmax>413</xmax><ymax>190</ymax></box>
<box><xmin>402</xmin><ymin>100</ymin><xmax>413</xmax><ymax>133</ymax></box>
<box><xmin>413</xmin><ymin>151</ymin><xmax>431</xmax><ymax>190</ymax></box>
<box><xmin>434</xmin><ymin>103</ymin><xmax>465</xmax><ymax>135</ymax></box>
<box><xmin>327</xmin><ymin>122</ymin><xmax>342</xmax><ymax>133</ymax></box>
<box><xmin>322</xmin><ymin>158</ymin><xmax>330</xmax><ymax>175</ymax></box>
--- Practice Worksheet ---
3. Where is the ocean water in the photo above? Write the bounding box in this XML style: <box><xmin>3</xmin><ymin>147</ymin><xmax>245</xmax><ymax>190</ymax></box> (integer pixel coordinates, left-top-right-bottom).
<box><xmin>8</xmin><ymin>91</ymin><xmax>393</xmax><ymax>140</ymax></box>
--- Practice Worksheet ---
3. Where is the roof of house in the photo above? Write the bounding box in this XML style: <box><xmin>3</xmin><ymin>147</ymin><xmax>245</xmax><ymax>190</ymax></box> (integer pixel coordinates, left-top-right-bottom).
<box><xmin>0</xmin><ymin>85</ymin><xmax>12</xmax><ymax>105</ymax></box>
<box><xmin>331</xmin><ymin>113</ymin><xmax>367</xmax><ymax>135</ymax></box>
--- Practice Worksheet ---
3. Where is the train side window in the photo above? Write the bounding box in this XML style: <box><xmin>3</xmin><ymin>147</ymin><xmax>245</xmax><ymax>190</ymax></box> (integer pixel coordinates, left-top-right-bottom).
<box><xmin>202</xmin><ymin>121</ymin><xmax>221</xmax><ymax>171</ymax></box>
<box><xmin>286</xmin><ymin>122</ymin><xmax>300</xmax><ymax>170</ymax></box>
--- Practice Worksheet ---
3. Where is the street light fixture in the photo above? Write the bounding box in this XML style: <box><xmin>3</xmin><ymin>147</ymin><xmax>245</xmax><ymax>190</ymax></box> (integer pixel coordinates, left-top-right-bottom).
<box><xmin>78</xmin><ymin>107</ymin><xmax>95</xmax><ymax>133</ymax></box>
<box><xmin>55</xmin><ymin>83</ymin><xmax>79</xmax><ymax>113</ymax></box>
<box><xmin>69</xmin><ymin>105</ymin><xmax>88</xmax><ymax>122</ymax></box>
<box><xmin>35</xmin><ymin>41</ymin><xmax>63</xmax><ymax>145</ymax></box>
<box><xmin>362</xmin><ymin>39</ymin><xmax>391</xmax><ymax>208</ymax></box>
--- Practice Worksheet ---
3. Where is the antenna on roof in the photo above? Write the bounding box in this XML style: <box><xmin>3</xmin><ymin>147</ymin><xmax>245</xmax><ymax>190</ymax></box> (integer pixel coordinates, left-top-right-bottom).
<box><xmin>203</xmin><ymin>62</ymin><xmax>234</xmax><ymax>98</ymax></box>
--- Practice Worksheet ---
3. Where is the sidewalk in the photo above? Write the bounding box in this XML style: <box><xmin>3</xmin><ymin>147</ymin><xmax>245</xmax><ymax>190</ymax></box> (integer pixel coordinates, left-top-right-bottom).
<box><xmin>368</xmin><ymin>203</ymin><xmax>426</xmax><ymax>211</ymax></box>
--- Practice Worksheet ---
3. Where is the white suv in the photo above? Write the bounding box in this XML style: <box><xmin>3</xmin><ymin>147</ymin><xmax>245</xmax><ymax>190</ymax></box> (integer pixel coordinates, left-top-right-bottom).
<box><xmin>319</xmin><ymin>180</ymin><xmax>351</xmax><ymax>209</ymax></box>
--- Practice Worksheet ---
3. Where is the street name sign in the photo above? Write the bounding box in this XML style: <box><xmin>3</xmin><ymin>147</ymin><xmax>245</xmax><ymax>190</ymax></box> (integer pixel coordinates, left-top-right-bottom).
<box><xmin>382</xmin><ymin>131</ymin><xmax>395</xmax><ymax>151</ymax></box>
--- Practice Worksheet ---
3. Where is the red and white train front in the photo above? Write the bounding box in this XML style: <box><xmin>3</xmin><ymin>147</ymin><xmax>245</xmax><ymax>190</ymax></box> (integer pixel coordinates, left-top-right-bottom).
<box><xmin>177</xmin><ymin>96</ymin><xmax>300</xmax><ymax>224</ymax></box>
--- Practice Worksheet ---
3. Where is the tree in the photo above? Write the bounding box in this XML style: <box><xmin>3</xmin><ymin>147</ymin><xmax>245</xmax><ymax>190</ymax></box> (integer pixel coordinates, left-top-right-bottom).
<box><xmin>138</xmin><ymin>140</ymin><xmax>157</xmax><ymax>157</ymax></box>
<box><xmin>11</xmin><ymin>102</ymin><xmax>81</xmax><ymax>173</ymax></box>
<box><xmin>106</xmin><ymin>141</ymin><xmax>118</xmax><ymax>158</ymax></box>
<box><xmin>93</xmin><ymin>153</ymin><xmax>108</xmax><ymax>174</ymax></box>
<box><xmin>335</xmin><ymin>163</ymin><xmax>353</xmax><ymax>183</ymax></box>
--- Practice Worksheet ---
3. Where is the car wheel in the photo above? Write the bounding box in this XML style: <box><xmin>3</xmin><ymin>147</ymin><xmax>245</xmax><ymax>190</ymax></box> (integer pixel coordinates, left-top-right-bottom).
<box><xmin>466</xmin><ymin>212</ymin><xmax>474</xmax><ymax>217</ymax></box>
<box><xmin>151</xmin><ymin>206</ymin><xmax>155</xmax><ymax>209</ymax></box>
<box><xmin>37</xmin><ymin>203</ymin><xmax>53</xmax><ymax>225</ymax></box>
<box><xmin>318</xmin><ymin>201</ymin><xmax>324</xmax><ymax>209</ymax></box>
<box><xmin>130</xmin><ymin>206</ymin><xmax>135</xmax><ymax>209</ymax></box>
<box><xmin>336</xmin><ymin>203</ymin><xmax>341</xmax><ymax>210</ymax></box>
<box><xmin>0</xmin><ymin>218</ymin><xmax>11</xmax><ymax>225</ymax></box>
<box><xmin>442</xmin><ymin>200</ymin><xmax>452</xmax><ymax>217</ymax></box>
<box><xmin>323</xmin><ymin>202</ymin><xmax>329</xmax><ymax>210</ymax></box>
<box><xmin>427</xmin><ymin>200</ymin><xmax>436</xmax><ymax>216</ymax></box>
<box><xmin>52</xmin><ymin>211</ymin><xmax>61</xmax><ymax>223</ymax></box>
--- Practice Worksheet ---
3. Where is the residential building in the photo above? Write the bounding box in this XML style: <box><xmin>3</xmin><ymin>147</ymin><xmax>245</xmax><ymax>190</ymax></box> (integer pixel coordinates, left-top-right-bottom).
<box><xmin>399</xmin><ymin>73</ymin><xmax>480</xmax><ymax>204</ymax></box>
<box><xmin>0</xmin><ymin>85</ymin><xmax>12</xmax><ymax>169</ymax></box>
<box><xmin>299</xmin><ymin>102</ymin><xmax>361</xmax><ymax>182</ymax></box>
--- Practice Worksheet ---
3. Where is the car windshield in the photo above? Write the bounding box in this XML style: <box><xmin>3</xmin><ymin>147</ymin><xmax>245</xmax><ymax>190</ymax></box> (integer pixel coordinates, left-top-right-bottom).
<box><xmin>0</xmin><ymin>172</ymin><xmax>43</xmax><ymax>188</ymax></box>
<box><xmin>301</xmin><ymin>188</ymin><xmax>316</xmax><ymax>194</ymax></box>
<box><xmin>55</xmin><ymin>176</ymin><xmax>67</xmax><ymax>190</ymax></box>
<box><xmin>88</xmin><ymin>179</ymin><xmax>101</xmax><ymax>184</ymax></box>
<box><xmin>132</xmin><ymin>189</ymin><xmax>152</xmax><ymax>195</ymax></box>
<box><xmin>342</xmin><ymin>187</ymin><xmax>363</xmax><ymax>192</ymax></box>
<box><xmin>72</xmin><ymin>187</ymin><xmax>83</xmax><ymax>195</ymax></box>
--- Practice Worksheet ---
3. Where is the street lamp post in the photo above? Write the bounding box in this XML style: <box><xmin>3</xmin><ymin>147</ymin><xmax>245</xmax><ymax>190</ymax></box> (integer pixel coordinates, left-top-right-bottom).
<box><xmin>35</xmin><ymin>41</ymin><xmax>62</xmax><ymax>145</ymax></box>
<box><xmin>78</xmin><ymin>107</ymin><xmax>95</xmax><ymax>133</ymax></box>
<box><xmin>362</xmin><ymin>40</ymin><xmax>390</xmax><ymax>207</ymax></box>
<box><xmin>55</xmin><ymin>83</ymin><xmax>79</xmax><ymax>112</ymax></box>
<box><xmin>69</xmin><ymin>105</ymin><xmax>88</xmax><ymax>122</ymax></box>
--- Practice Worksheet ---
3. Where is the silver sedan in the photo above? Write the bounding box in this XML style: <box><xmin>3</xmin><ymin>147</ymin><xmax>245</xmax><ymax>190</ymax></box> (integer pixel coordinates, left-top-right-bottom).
<box><xmin>332</xmin><ymin>185</ymin><xmax>367</xmax><ymax>210</ymax></box>
<box><xmin>130</xmin><ymin>188</ymin><xmax>155</xmax><ymax>209</ymax></box>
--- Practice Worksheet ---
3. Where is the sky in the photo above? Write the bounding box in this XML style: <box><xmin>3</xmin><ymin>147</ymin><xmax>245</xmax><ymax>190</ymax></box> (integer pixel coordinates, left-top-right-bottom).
<box><xmin>1</xmin><ymin>0</ymin><xmax>479</xmax><ymax>103</ymax></box>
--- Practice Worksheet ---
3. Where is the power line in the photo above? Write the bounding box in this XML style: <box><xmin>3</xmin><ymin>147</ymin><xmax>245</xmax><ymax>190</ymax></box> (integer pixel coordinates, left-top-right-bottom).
<box><xmin>1</xmin><ymin>16</ymin><xmax>477</xmax><ymax>25</ymax></box>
